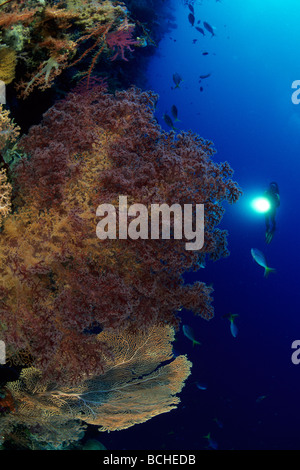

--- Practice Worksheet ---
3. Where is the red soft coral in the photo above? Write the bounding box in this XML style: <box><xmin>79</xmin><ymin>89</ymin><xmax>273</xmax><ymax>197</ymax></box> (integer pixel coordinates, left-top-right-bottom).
<box><xmin>106</xmin><ymin>23</ymin><xmax>138</xmax><ymax>61</ymax></box>
<box><xmin>1</xmin><ymin>85</ymin><xmax>241</xmax><ymax>385</ymax></box>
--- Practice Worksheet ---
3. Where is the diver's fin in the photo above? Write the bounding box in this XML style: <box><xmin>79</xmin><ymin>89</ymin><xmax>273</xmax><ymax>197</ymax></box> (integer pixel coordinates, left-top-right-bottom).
<box><xmin>265</xmin><ymin>230</ymin><xmax>275</xmax><ymax>244</ymax></box>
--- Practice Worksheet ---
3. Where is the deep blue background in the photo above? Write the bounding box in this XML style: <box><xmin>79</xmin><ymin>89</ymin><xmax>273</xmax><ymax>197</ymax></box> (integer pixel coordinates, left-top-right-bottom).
<box><xmin>90</xmin><ymin>0</ymin><xmax>300</xmax><ymax>450</ymax></box>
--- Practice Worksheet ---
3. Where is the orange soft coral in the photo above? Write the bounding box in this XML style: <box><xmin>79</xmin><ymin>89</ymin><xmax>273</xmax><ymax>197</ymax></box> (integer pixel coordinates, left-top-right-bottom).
<box><xmin>0</xmin><ymin>168</ymin><xmax>12</xmax><ymax>222</ymax></box>
<box><xmin>0</xmin><ymin>1</ymin><xmax>138</xmax><ymax>97</ymax></box>
<box><xmin>0</xmin><ymin>105</ymin><xmax>20</xmax><ymax>152</ymax></box>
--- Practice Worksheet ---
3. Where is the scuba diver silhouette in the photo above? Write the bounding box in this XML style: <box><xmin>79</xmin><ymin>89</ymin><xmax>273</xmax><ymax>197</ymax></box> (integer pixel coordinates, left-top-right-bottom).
<box><xmin>264</xmin><ymin>182</ymin><xmax>280</xmax><ymax>244</ymax></box>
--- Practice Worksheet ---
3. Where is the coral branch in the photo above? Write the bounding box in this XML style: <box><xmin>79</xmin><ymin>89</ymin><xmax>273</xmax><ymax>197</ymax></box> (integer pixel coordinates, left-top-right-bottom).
<box><xmin>106</xmin><ymin>23</ymin><xmax>138</xmax><ymax>61</ymax></box>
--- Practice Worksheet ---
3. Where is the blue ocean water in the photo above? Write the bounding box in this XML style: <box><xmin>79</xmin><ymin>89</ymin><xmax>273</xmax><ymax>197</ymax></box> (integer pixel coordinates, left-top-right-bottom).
<box><xmin>96</xmin><ymin>0</ymin><xmax>300</xmax><ymax>450</ymax></box>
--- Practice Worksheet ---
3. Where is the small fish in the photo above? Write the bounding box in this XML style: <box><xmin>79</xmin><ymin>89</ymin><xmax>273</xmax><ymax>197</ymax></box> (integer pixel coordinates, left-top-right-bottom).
<box><xmin>188</xmin><ymin>13</ymin><xmax>195</xmax><ymax>27</ymax></box>
<box><xmin>203</xmin><ymin>21</ymin><xmax>216</xmax><ymax>37</ymax></box>
<box><xmin>163</xmin><ymin>113</ymin><xmax>177</xmax><ymax>130</ymax></box>
<box><xmin>213</xmin><ymin>418</ymin><xmax>223</xmax><ymax>429</ymax></box>
<box><xmin>192</xmin><ymin>39</ymin><xmax>197</xmax><ymax>44</ymax></box>
<box><xmin>202</xmin><ymin>51</ymin><xmax>209</xmax><ymax>55</ymax></box>
<box><xmin>188</xmin><ymin>4</ymin><xmax>194</xmax><ymax>14</ymax></box>
<box><xmin>136</xmin><ymin>36</ymin><xmax>147</xmax><ymax>48</ymax></box>
<box><xmin>199</xmin><ymin>86</ymin><xmax>203</xmax><ymax>92</ymax></box>
<box><xmin>196</xmin><ymin>26</ymin><xmax>205</xmax><ymax>36</ymax></box>
<box><xmin>203</xmin><ymin>432</ymin><xmax>218</xmax><ymax>450</ymax></box>
<box><xmin>172</xmin><ymin>72</ymin><xmax>183</xmax><ymax>88</ymax></box>
<box><xmin>197</xmin><ymin>20</ymin><xmax>201</xmax><ymax>24</ymax></box>
<box><xmin>199</xmin><ymin>73</ymin><xmax>211</xmax><ymax>79</ymax></box>
<box><xmin>256</xmin><ymin>395</ymin><xmax>267</xmax><ymax>404</ymax></box>
<box><xmin>251</xmin><ymin>248</ymin><xmax>276</xmax><ymax>278</ymax></box>
<box><xmin>196</xmin><ymin>381</ymin><xmax>207</xmax><ymax>391</ymax></box>
<box><xmin>182</xmin><ymin>325</ymin><xmax>201</xmax><ymax>347</ymax></box>
<box><xmin>171</xmin><ymin>104</ymin><xmax>180</xmax><ymax>122</ymax></box>
<box><xmin>223</xmin><ymin>313</ymin><xmax>239</xmax><ymax>338</ymax></box>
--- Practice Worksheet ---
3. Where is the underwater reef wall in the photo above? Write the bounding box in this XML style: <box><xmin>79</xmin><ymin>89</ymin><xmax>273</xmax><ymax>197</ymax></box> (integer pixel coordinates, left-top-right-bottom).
<box><xmin>0</xmin><ymin>83</ymin><xmax>241</xmax><ymax>448</ymax></box>
<box><xmin>0</xmin><ymin>0</ymin><xmax>242</xmax><ymax>451</ymax></box>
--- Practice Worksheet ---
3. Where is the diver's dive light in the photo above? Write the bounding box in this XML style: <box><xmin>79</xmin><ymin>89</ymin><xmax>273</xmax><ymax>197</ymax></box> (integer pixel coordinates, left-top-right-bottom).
<box><xmin>251</xmin><ymin>197</ymin><xmax>271</xmax><ymax>214</ymax></box>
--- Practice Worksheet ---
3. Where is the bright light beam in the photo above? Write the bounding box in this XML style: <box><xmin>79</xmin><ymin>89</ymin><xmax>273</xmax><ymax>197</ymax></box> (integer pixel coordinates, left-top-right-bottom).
<box><xmin>251</xmin><ymin>197</ymin><xmax>271</xmax><ymax>214</ymax></box>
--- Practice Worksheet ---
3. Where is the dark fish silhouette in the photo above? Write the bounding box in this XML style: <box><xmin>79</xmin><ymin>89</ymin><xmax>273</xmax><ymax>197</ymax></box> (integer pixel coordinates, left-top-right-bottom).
<box><xmin>203</xmin><ymin>21</ymin><xmax>216</xmax><ymax>37</ymax></box>
<box><xmin>172</xmin><ymin>72</ymin><xmax>183</xmax><ymax>88</ymax></box>
<box><xmin>182</xmin><ymin>325</ymin><xmax>201</xmax><ymax>347</ymax></box>
<box><xmin>171</xmin><ymin>105</ymin><xmax>179</xmax><ymax>122</ymax></box>
<box><xmin>188</xmin><ymin>13</ymin><xmax>195</xmax><ymax>26</ymax></box>
<box><xmin>200</xmin><ymin>87</ymin><xmax>203</xmax><ymax>92</ymax></box>
<box><xmin>196</xmin><ymin>26</ymin><xmax>205</xmax><ymax>36</ymax></box>
<box><xmin>163</xmin><ymin>113</ymin><xmax>177</xmax><ymax>130</ymax></box>
<box><xmin>199</xmin><ymin>73</ymin><xmax>211</xmax><ymax>79</ymax></box>
<box><xmin>188</xmin><ymin>4</ymin><xmax>194</xmax><ymax>14</ymax></box>
<box><xmin>202</xmin><ymin>52</ymin><xmax>209</xmax><ymax>55</ymax></box>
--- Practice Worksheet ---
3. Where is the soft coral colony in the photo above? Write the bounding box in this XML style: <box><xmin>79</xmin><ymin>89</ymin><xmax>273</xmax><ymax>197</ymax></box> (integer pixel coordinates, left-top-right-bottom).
<box><xmin>0</xmin><ymin>0</ymin><xmax>242</xmax><ymax>451</ymax></box>
<box><xmin>0</xmin><ymin>0</ymin><xmax>141</xmax><ymax>97</ymax></box>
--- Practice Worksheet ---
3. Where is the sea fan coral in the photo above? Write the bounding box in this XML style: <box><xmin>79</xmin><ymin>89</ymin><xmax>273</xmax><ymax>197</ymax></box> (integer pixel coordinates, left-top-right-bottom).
<box><xmin>2</xmin><ymin>325</ymin><xmax>191</xmax><ymax>448</ymax></box>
